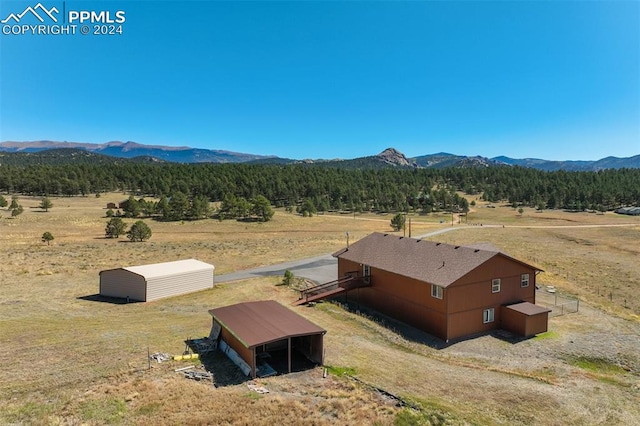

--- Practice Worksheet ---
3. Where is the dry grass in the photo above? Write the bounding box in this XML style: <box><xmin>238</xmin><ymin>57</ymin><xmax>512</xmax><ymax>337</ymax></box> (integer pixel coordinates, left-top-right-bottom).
<box><xmin>1</xmin><ymin>194</ymin><xmax>639</xmax><ymax>425</ymax></box>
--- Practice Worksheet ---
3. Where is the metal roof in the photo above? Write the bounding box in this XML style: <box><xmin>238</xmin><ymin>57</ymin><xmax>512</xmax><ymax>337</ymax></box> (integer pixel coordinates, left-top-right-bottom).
<box><xmin>107</xmin><ymin>259</ymin><xmax>214</xmax><ymax>279</ymax></box>
<box><xmin>209</xmin><ymin>300</ymin><xmax>326</xmax><ymax>349</ymax></box>
<box><xmin>333</xmin><ymin>232</ymin><xmax>540</xmax><ymax>288</ymax></box>
<box><xmin>505</xmin><ymin>302</ymin><xmax>551</xmax><ymax>316</ymax></box>
<box><xmin>616</xmin><ymin>207</ymin><xmax>640</xmax><ymax>215</ymax></box>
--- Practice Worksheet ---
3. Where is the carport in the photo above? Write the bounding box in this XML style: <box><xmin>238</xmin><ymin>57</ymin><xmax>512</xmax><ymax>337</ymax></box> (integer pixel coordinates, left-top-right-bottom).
<box><xmin>209</xmin><ymin>300</ymin><xmax>325</xmax><ymax>378</ymax></box>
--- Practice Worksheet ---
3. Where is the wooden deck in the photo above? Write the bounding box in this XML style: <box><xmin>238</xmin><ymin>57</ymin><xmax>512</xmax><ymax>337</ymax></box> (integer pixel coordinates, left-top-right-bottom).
<box><xmin>293</xmin><ymin>275</ymin><xmax>370</xmax><ymax>306</ymax></box>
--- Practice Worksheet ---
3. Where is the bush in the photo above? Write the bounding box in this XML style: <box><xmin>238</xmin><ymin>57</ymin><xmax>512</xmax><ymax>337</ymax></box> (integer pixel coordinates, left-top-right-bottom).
<box><xmin>282</xmin><ymin>270</ymin><xmax>294</xmax><ymax>286</ymax></box>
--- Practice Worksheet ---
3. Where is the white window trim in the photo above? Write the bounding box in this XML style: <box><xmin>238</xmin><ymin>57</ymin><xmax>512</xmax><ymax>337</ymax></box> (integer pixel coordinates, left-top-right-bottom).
<box><xmin>362</xmin><ymin>264</ymin><xmax>371</xmax><ymax>284</ymax></box>
<box><xmin>521</xmin><ymin>273</ymin><xmax>530</xmax><ymax>287</ymax></box>
<box><xmin>491</xmin><ymin>278</ymin><xmax>501</xmax><ymax>293</ymax></box>
<box><xmin>483</xmin><ymin>308</ymin><xmax>495</xmax><ymax>323</ymax></box>
<box><xmin>431</xmin><ymin>284</ymin><xmax>443</xmax><ymax>299</ymax></box>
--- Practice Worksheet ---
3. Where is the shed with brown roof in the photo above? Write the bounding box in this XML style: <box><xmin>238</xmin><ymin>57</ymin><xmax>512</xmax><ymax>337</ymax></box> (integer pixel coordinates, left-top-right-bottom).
<box><xmin>501</xmin><ymin>302</ymin><xmax>551</xmax><ymax>337</ymax></box>
<box><xmin>209</xmin><ymin>300</ymin><xmax>325</xmax><ymax>378</ymax></box>
<box><xmin>333</xmin><ymin>232</ymin><xmax>546</xmax><ymax>341</ymax></box>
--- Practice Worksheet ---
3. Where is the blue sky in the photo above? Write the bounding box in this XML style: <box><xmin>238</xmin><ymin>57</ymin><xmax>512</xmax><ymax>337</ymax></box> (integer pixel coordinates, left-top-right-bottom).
<box><xmin>1</xmin><ymin>0</ymin><xmax>638</xmax><ymax>160</ymax></box>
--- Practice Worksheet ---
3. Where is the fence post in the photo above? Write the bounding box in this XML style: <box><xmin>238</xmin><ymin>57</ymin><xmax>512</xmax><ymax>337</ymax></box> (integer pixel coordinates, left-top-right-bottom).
<box><xmin>577</xmin><ymin>299</ymin><xmax>579</xmax><ymax>312</ymax></box>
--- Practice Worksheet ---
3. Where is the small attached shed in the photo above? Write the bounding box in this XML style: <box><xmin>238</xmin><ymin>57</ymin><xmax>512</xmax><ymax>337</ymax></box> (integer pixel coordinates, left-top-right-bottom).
<box><xmin>501</xmin><ymin>302</ymin><xmax>551</xmax><ymax>337</ymax></box>
<box><xmin>99</xmin><ymin>259</ymin><xmax>214</xmax><ymax>302</ymax></box>
<box><xmin>209</xmin><ymin>300</ymin><xmax>325</xmax><ymax>378</ymax></box>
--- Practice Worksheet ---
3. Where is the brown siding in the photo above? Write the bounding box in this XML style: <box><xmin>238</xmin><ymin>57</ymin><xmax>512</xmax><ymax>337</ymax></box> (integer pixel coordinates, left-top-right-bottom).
<box><xmin>445</xmin><ymin>257</ymin><xmax>537</xmax><ymax>340</ymax></box>
<box><xmin>337</xmin><ymin>258</ymin><xmax>361</xmax><ymax>280</ymax></box>
<box><xmin>338</xmin><ymin>258</ymin><xmax>447</xmax><ymax>340</ymax></box>
<box><xmin>525</xmin><ymin>313</ymin><xmax>549</xmax><ymax>337</ymax></box>
<box><xmin>338</xmin><ymin>253</ymin><xmax>543</xmax><ymax>342</ymax></box>
<box><xmin>219</xmin><ymin>325</ymin><xmax>255</xmax><ymax>373</ymax></box>
<box><xmin>500</xmin><ymin>306</ymin><xmax>526</xmax><ymax>336</ymax></box>
<box><xmin>448</xmin><ymin>256</ymin><xmax>536</xmax><ymax>313</ymax></box>
<box><xmin>448</xmin><ymin>308</ymin><xmax>498</xmax><ymax>340</ymax></box>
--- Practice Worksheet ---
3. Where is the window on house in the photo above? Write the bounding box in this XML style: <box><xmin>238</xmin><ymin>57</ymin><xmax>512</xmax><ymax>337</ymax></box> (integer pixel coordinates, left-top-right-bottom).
<box><xmin>491</xmin><ymin>278</ymin><xmax>501</xmax><ymax>293</ymax></box>
<box><xmin>431</xmin><ymin>284</ymin><xmax>443</xmax><ymax>299</ymax></box>
<box><xmin>483</xmin><ymin>308</ymin><xmax>495</xmax><ymax>323</ymax></box>
<box><xmin>521</xmin><ymin>273</ymin><xmax>530</xmax><ymax>287</ymax></box>
<box><xmin>362</xmin><ymin>264</ymin><xmax>371</xmax><ymax>284</ymax></box>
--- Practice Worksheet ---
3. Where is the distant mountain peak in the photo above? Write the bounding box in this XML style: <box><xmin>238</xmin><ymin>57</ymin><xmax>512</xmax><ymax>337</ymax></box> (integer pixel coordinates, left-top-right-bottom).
<box><xmin>1</xmin><ymin>141</ymin><xmax>637</xmax><ymax>170</ymax></box>
<box><xmin>377</xmin><ymin>147</ymin><xmax>413</xmax><ymax>167</ymax></box>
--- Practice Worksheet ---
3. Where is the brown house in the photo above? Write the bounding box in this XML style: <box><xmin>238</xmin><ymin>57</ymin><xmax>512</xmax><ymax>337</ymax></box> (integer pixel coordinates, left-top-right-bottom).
<box><xmin>333</xmin><ymin>233</ymin><xmax>549</xmax><ymax>342</ymax></box>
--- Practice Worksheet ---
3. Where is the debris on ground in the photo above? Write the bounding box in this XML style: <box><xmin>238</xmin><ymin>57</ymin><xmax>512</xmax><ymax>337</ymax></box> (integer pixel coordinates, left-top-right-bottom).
<box><xmin>247</xmin><ymin>381</ymin><xmax>269</xmax><ymax>394</ymax></box>
<box><xmin>149</xmin><ymin>352</ymin><xmax>172</xmax><ymax>363</ymax></box>
<box><xmin>183</xmin><ymin>369</ymin><xmax>213</xmax><ymax>381</ymax></box>
<box><xmin>174</xmin><ymin>365</ymin><xmax>196</xmax><ymax>372</ymax></box>
<box><xmin>185</xmin><ymin>337</ymin><xmax>217</xmax><ymax>354</ymax></box>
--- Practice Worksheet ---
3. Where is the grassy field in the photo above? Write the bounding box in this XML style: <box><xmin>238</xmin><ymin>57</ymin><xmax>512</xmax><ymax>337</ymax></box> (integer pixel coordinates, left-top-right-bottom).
<box><xmin>1</xmin><ymin>194</ymin><xmax>639</xmax><ymax>425</ymax></box>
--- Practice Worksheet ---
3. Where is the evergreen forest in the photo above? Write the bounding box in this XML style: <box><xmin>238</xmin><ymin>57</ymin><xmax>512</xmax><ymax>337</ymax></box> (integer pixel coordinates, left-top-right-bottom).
<box><xmin>0</xmin><ymin>162</ymin><xmax>638</xmax><ymax>218</ymax></box>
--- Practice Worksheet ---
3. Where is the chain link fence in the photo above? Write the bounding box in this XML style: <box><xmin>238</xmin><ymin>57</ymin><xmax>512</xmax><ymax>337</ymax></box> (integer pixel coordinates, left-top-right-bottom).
<box><xmin>536</xmin><ymin>288</ymin><xmax>580</xmax><ymax>317</ymax></box>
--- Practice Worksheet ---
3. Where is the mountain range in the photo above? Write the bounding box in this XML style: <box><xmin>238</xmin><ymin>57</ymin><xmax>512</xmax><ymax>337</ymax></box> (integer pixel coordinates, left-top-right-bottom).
<box><xmin>1</xmin><ymin>140</ymin><xmax>638</xmax><ymax>171</ymax></box>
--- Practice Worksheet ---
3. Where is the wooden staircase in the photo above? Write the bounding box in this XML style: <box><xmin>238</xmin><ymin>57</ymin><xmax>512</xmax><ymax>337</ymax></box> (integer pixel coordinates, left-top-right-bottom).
<box><xmin>293</xmin><ymin>275</ymin><xmax>370</xmax><ymax>306</ymax></box>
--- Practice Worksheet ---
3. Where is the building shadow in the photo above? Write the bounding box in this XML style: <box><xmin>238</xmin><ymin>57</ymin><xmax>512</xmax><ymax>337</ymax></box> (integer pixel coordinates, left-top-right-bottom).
<box><xmin>198</xmin><ymin>351</ymin><xmax>250</xmax><ymax>387</ymax></box>
<box><xmin>331</xmin><ymin>298</ymin><xmax>534</xmax><ymax>348</ymax></box>
<box><xmin>77</xmin><ymin>294</ymin><xmax>142</xmax><ymax>305</ymax></box>
<box><xmin>328</xmin><ymin>299</ymin><xmax>451</xmax><ymax>349</ymax></box>
<box><xmin>490</xmin><ymin>329</ymin><xmax>531</xmax><ymax>344</ymax></box>
<box><xmin>185</xmin><ymin>338</ymin><xmax>319</xmax><ymax>386</ymax></box>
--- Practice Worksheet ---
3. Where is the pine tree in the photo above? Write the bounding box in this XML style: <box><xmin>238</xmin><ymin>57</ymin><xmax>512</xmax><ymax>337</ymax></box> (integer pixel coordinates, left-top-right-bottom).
<box><xmin>42</xmin><ymin>232</ymin><xmax>54</xmax><ymax>245</ymax></box>
<box><xmin>39</xmin><ymin>197</ymin><xmax>53</xmax><ymax>212</ymax></box>
<box><xmin>390</xmin><ymin>213</ymin><xmax>406</xmax><ymax>231</ymax></box>
<box><xmin>105</xmin><ymin>217</ymin><xmax>127</xmax><ymax>238</ymax></box>
<box><xmin>127</xmin><ymin>220</ymin><xmax>152</xmax><ymax>242</ymax></box>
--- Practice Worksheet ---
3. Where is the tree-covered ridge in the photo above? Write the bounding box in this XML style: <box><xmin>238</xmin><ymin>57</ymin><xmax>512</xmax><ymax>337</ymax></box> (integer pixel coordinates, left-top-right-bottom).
<box><xmin>0</xmin><ymin>162</ymin><xmax>638</xmax><ymax>213</ymax></box>
<box><xmin>0</xmin><ymin>148</ymin><xmax>165</xmax><ymax>166</ymax></box>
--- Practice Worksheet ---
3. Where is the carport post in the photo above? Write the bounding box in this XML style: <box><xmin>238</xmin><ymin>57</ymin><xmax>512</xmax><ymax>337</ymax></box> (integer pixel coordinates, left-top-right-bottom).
<box><xmin>288</xmin><ymin>337</ymin><xmax>292</xmax><ymax>373</ymax></box>
<box><xmin>252</xmin><ymin>348</ymin><xmax>256</xmax><ymax>378</ymax></box>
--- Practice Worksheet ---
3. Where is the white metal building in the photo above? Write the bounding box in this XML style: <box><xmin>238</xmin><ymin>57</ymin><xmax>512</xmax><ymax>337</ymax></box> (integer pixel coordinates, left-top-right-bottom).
<box><xmin>99</xmin><ymin>259</ymin><xmax>215</xmax><ymax>302</ymax></box>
